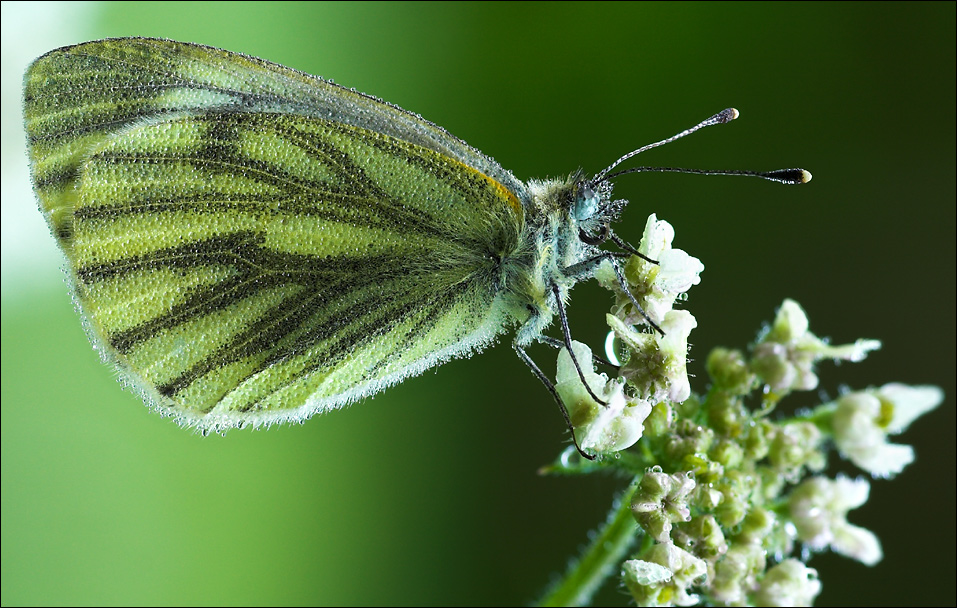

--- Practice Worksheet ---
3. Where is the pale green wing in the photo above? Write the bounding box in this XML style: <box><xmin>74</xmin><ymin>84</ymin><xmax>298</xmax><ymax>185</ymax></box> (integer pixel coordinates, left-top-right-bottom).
<box><xmin>25</xmin><ymin>42</ymin><xmax>528</xmax><ymax>429</ymax></box>
<box><xmin>24</xmin><ymin>37</ymin><xmax>528</xmax><ymax>240</ymax></box>
<box><xmin>44</xmin><ymin>110</ymin><xmax>524</xmax><ymax>429</ymax></box>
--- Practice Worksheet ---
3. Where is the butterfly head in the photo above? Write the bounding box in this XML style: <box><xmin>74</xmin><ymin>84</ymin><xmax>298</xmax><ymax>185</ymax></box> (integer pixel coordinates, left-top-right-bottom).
<box><xmin>571</xmin><ymin>176</ymin><xmax>626</xmax><ymax>247</ymax></box>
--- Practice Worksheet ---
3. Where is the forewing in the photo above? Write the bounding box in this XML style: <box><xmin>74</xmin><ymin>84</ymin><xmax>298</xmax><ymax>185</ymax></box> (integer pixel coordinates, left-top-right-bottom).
<box><xmin>24</xmin><ymin>36</ymin><xmax>528</xmax><ymax>241</ymax></box>
<box><xmin>31</xmin><ymin>107</ymin><xmax>525</xmax><ymax>429</ymax></box>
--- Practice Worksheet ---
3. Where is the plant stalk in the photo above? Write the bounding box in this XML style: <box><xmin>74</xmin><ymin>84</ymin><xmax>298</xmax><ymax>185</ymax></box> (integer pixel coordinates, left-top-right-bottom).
<box><xmin>538</xmin><ymin>478</ymin><xmax>641</xmax><ymax>607</ymax></box>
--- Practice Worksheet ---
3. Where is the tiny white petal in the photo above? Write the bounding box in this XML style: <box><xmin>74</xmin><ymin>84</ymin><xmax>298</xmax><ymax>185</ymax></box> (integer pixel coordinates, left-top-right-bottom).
<box><xmin>831</xmin><ymin>522</ymin><xmax>883</xmax><ymax>566</ymax></box>
<box><xmin>657</xmin><ymin>248</ymin><xmax>704</xmax><ymax>294</ymax></box>
<box><xmin>832</xmin><ymin>339</ymin><xmax>882</xmax><ymax>362</ymax></box>
<box><xmin>658</xmin><ymin>311</ymin><xmax>697</xmax><ymax>358</ymax></box>
<box><xmin>775</xmin><ymin>299</ymin><xmax>810</xmax><ymax>341</ymax></box>
<box><xmin>878</xmin><ymin>383</ymin><xmax>944</xmax><ymax>434</ymax></box>
<box><xmin>622</xmin><ymin>559</ymin><xmax>674</xmax><ymax>585</ymax></box>
<box><xmin>849</xmin><ymin>442</ymin><xmax>915</xmax><ymax>478</ymax></box>
<box><xmin>658</xmin><ymin>311</ymin><xmax>696</xmax><ymax>403</ymax></box>
<box><xmin>830</xmin><ymin>475</ymin><xmax>871</xmax><ymax>510</ymax></box>
<box><xmin>639</xmin><ymin>214</ymin><xmax>675</xmax><ymax>259</ymax></box>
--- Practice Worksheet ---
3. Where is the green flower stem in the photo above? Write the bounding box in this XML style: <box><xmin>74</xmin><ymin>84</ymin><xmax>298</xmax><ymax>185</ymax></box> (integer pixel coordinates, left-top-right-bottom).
<box><xmin>538</xmin><ymin>478</ymin><xmax>641</xmax><ymax>607</ymax></box>
<box><xmin>788</xmin><ymin>402</ymin><xmax>837</xmax><ymax>432</ymax></box>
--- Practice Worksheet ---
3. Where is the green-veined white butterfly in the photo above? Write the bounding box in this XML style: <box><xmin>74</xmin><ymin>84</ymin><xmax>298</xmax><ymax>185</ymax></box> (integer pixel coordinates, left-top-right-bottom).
<box><xmin>24</xmin><ymin>38</ymin><xmax>808</xmax><ymax>449</ymax></box>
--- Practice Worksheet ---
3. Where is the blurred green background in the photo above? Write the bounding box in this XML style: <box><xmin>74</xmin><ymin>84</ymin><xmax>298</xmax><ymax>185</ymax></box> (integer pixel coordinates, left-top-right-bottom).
<box><xmin>2</xmin><ymin>2</ymin><xmax>953</xmax><ymax>606</ymax></box>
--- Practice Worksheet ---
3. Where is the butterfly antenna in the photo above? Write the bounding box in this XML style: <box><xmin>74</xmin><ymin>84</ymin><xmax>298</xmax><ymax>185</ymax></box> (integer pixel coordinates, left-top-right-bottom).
<box><xmin>592</xmin><ymin>108</ymin><xmax>741</xmax><ymax>184</ymax></box>
<box><xmin>605</xmin><ymin>166</ymin><xmax>812</xmax><ymax>184</ymax></box>
<box><xmin>591</xmin><ymin>108</ymin><xmax>812</xmax><ymax>186</ymax></box>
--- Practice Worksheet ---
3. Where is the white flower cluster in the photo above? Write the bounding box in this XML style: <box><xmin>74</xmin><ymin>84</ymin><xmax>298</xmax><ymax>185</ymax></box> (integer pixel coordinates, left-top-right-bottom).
<box><xmin>558</xmin><ymin>215</ymin><xmax>703</xmax><ymax>454</ymax></box>
<box><xmin>751</xmin><ymin>299</ymin><xmax>881</xmax><ymax>394</ymax></box>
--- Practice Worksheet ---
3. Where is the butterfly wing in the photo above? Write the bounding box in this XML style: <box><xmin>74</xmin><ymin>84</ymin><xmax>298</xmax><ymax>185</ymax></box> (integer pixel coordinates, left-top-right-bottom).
<box><xmin>25</xmin><ymin>40</ymin><xmax>526</xmax><ymax>430</ymax></box>
<box><xmin>25</xmin><ymin>37</ymin><xmax>529</xmax><ymax>238</ymax></box>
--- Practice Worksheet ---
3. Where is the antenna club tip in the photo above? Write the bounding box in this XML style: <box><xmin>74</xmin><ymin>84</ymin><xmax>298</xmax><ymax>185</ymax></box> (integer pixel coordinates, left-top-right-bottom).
<box><xmin>714</xmin><ymin>108</ymin><xmax>739</xmax><ymax>124</ymax></box>
<box><xmin>761</xmin><ymin>168</ymin><xmax>814</xmax><ymax>185</ymax></box>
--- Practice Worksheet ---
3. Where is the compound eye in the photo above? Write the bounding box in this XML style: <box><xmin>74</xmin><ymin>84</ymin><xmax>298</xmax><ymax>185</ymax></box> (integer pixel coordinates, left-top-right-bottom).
<box><xmin>574</xmin><ymin>184</ymin><xmax>600</xmax><ymax>221</ymax></box>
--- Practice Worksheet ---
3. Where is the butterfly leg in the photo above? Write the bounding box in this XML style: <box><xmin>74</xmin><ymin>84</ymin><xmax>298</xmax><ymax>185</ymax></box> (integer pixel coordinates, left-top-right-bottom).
<box><xmin>563</xmin><ymin>252</ymin><xmax>664</xmax><ymax>336</ymax></box>
<box><xmin>513</xmin><ymin>342</ymin><xmax>596</xmax><ymax>461</ymax></box>
<box><xmin>548</xmin><ymin>283</ymin><xmax>610</xmax><ymax>407</ymax></box>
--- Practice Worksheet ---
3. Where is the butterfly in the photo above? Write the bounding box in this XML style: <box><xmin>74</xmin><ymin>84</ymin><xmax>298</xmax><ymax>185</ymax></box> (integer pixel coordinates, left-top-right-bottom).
<box><xmin>24</xmin><ymin>38</ymin><xmax>808</xmax><ymax>449</ymax></box>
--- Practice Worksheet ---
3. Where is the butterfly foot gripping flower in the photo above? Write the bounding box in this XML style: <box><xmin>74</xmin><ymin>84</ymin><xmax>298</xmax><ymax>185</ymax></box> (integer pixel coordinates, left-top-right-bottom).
<box><xmin>555</xmin><ymin>340</ymin><xmax>652</xmax><ymax>454</ymax></box>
